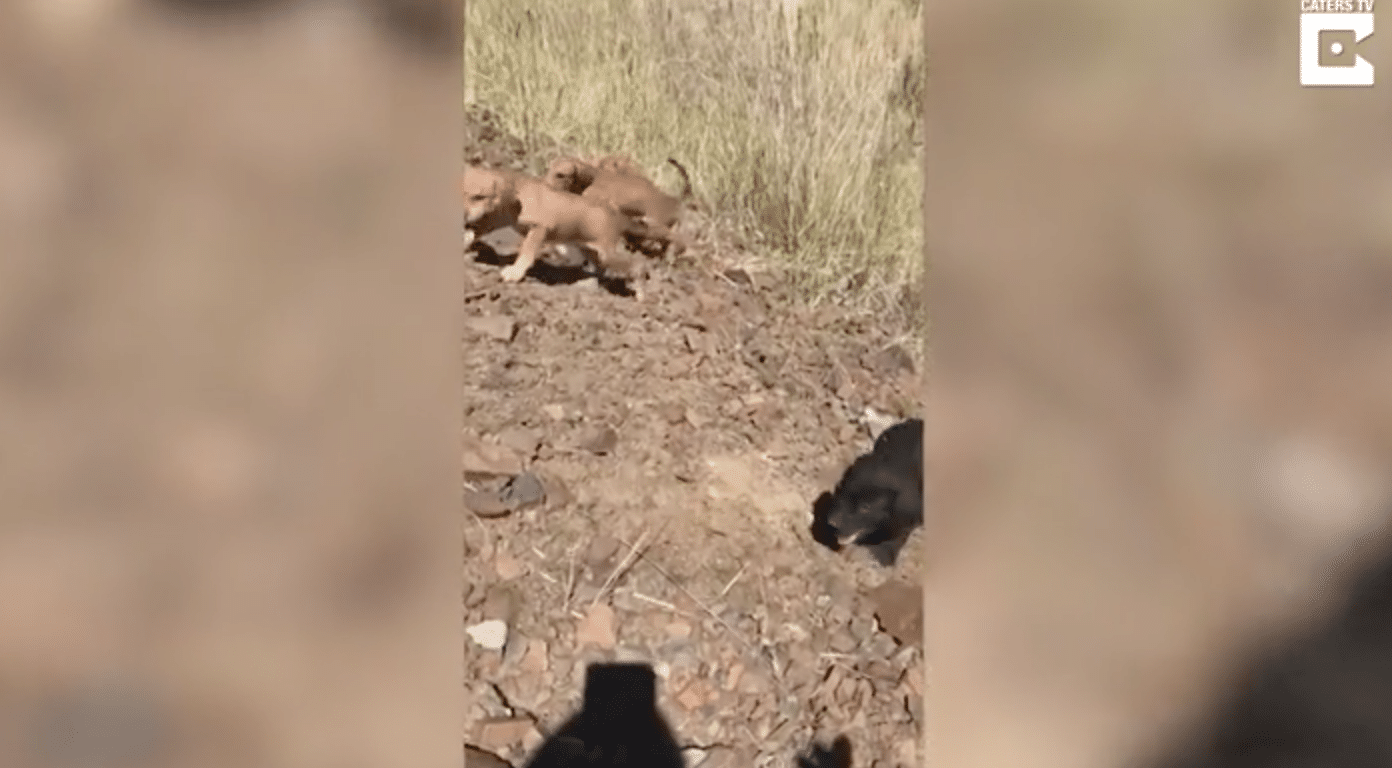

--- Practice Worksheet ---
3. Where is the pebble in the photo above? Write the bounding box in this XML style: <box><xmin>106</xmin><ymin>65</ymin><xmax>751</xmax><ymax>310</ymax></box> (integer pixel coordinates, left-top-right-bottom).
<box><xmin>575</xmin><ymin>603</ymin><xmax>617</xmax><ymax>650</ymax></box>
<box><xmin>467</xmin><ymin>620</ymin><xmax>508</xmax><ymax>651</ymax></box>
<box><xmin>466</xmin><ymin>315</ymin><xmax>517</xmax><ymax>343</ymax></box>
<box><xmin>829</xmin><ymin>629</ymin><xmax>857</xmax><ymax>654</ymax></box>
<box><xmin>494</xmin><ymin>552</ymin><xmax>523</xmax><ymax>580</ymax></box>
<box><xmin>520</xmin><ymin>639</ymin><xmax>549</xmax><ymax>674</ymax></box>
<box><xmin>476</xmin><ymin>717</ymin><xmax>531</xmax><ymax>752</ymax></box>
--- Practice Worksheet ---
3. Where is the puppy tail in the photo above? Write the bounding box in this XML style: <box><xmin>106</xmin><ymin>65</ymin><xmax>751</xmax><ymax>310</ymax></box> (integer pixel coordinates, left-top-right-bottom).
<box><xmin>666</xmin><ymin>157</ymin><xmax>694</xmax><ymax>202</ymax></box>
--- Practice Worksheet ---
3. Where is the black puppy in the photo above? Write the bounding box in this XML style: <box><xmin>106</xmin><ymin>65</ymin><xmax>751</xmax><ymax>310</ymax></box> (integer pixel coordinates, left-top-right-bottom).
<box><xmin>796</xmin><ymin>735</ymin><xmax>853</xmax><ymax>768</ymax></box>
<box><xmin>812</xmin><ymin>418</ymin><xmax>923</xmax><ymax>567</ymax></box>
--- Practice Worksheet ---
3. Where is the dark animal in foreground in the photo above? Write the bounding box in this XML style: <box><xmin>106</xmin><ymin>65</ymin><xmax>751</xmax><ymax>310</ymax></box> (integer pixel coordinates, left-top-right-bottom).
<box><xmin>1148</xmin><ymin>536</ymin><xmax>1392</xmax><ymax>768</ymax></box>
<box><xmin>522</xmin><ymin>663</ymin><xmax>682</xmax><ymax>768</ymax></box>
<box><xmin>796</xmin><ymin>735</ymin><xmax>853</xmax><ymax>768</ymax></box>
<box><xmin>812</xmin><ymin>418</ymin><xmax>923</xmax><ymax>567</ymax></box>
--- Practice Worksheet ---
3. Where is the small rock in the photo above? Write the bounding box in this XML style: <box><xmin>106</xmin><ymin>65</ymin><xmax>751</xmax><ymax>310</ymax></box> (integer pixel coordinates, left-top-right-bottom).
<box><xmin>861</xmin><ymin>407</ymin><xmax>903</xmax><ymax>440</ymax></box>
<box><xmin>467</xmin><ymin>620</ymin><xmax>508</xmax><ymax>651</ymax></box>
<box><xmin>462</xmin><ymin>433</ymin><xmax>522</xmax><ymax>477</ymax></box>
<box><xmin>476</xmin><ymin>717</ymin><xmax>532</xmax><ymax>752</ymax></box>
<box><xmin>499</xmin><ymin>472</ymin><xmax>546</xmax><ymax>510</ymax></box>
<box><xmin>657</xmin><ymin>402</ymin><xmax>686</xmax><ymax>424</ymax></box>
<box><xmin>465</xmin><ymin>489</ymin><xmax>512</xmax><ymax>518</ymax></box>
<box><xmin>681</xmin><ymin>747</ymin><xmax>708</xmax><ymax>768</ymax></box>
<box><xmin>572</xmin><ymin>583</ymin><xmax>602</xmax><ymax>605</ymax></box>
<box><xmin>848</xmin><ymin>615</ymin><xmax>874</xmax><ymax>644</ymax></box>
<box><xmin>538</xmin><ymin>473</ymin><xmax>573</xmax><ymax>508</ymax></box>
<box><xmin>867</xmin><ymin>630</ymin><xmax>900</xmax><ymax>660</ymax></box>
<box><xmin>905</xmin><ymin>662</ymin><xmax>924</xmax><ymax>698</ymax></box>
<box><xmin>541</xmin><ymin>403</ymin><xmax>566</xmax><ymax>420</ymax></box>
<box><xmin>478</xmin><ymin>226</ymin><xmax>522</xmax><ymax>255</ymax></box>
<box><xmin>685</xmin><ymin>408</ymin><xmax>709</xmax><ymax>429</ymax></box>
<box><xmin>665</xmin><ymin>620</ymin><xmax>693</xmax><ymax>639</ymax></box>
<box><xmin>584</xmin><ymin>536</ymin><xmax>621</xmax><ymax>568</ymax></box>
<box><xmin>578</xmin><ymin>425</ymin><xmax>619</xmax><ymax>455</ymax></box>
<box><xmin>867</xmin><ymin>344</ymin><xmax>915</xmax><ymax>376</ymax></box>
<box><xmin>867</xmin><ymin>580</ymin><xmax>923</xmax><ymax>647</ymax></box>
<box><xmin>466</xmin><ymin>315</ymin><xmax>517</xmax><ymax>343</ymax></box>
<box><xmin>723</xmin><ymin>267</ymin><xmax>753</xmax><ymax>286</ymax></box>
<box><xmin>696</xmin><ymin>746</ymin><xmax>742</xmax><ymax>768</ymax></box>
<box><xmin>784</xmin><ymin>645</ymin><xmax>819</xmax><ymax>688</ymax></box>
<box><xmin>575</xmin><ymin>603</ymin><xmax>617</xmax><ymax>650</ymax></box>
<box><xmin>464</xmin><ymin>582</ymin><xmax>486</xmax><ymax>608</ymax></box>
<box><xmin>521</xmin><ymin>726</ymin><xmax>545</xmax><ymax>754</ymax></box>
<box><xmin>737</xmin><ymin>667</ymin><xmax>769</xmax><ymax>696</ymax></box>
<box><xmin>762</xmin><ymin>436</ymin><xmax>791</xmax><ymax>458</ymax></box>
<box><xmin>834</xmin><ymin>672</ymin><xmax>858</xmax><ymax>704</ymax></box>
<box><xmin>676</xmin><ymin>680</ymin><xmax>708</xmax><ymax>711</ymax></box>
<box><xmin>896</xmin><ymin>736</ymin><xmax>919</xmax><ymax>766</ymax></box>
<box><xmin>494</xmin><ymin>552</ymin><xmax>523</xmax><ymax>580</ymax></box>
<box><xmin>498</xmin><ymin>428</ymin><xmax>542</xmax><ymax>457</ymax></box>
<box><xmin>520</xmin><ymin>640</ymin><xmax>549</xmax><ymax>675</ymax></box>
<box><xmin>481</xmin><ymin>585</ymin><xmax>520</xmax><ymax>624</ymax></box>
<box><xmin>723</xmin><ymin>662</ymin><xmax>744</xmax><ymax>691</ymax></box>
<box><xmin>829</xmin><ymin>629</ymin><xmax>857</xmax><ymax>654</ymax></box>
<box><xmin>465</xmin><ymin>744</ymin><xmax>513</xmax><ymax>768</ymax></box>
<box><xmin>669</xmin><ymin>650</ymin><xmax>700</xmax><ymax>678</ymax></box>
<box><xmin>778</xmin><ymin>623</ymin><xmax>810</xmax><ymax>644</ymax></box>
<box><xmin>614</xmin><ymin>646</ymin><xmax>650</xmax><ymax>664</ymax></box>
<box><xmin>502</xmin><ymin>630</ymin><xmax>529</xmax><ymax>666</ymax></box>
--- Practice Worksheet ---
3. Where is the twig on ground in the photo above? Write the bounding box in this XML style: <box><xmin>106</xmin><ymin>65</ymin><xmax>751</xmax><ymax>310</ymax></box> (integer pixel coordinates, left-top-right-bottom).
<box><xmin>592</xmin><ymin>526</ymin><xmax>659</xmax><ymax>607</ymax></box>
<box><xmin>634</xmin><ymin>554</ymin><xmax>754</xmax><ymax>653</ymax></box>
<box><xmin>562</xmin><ymin>541</ymin><xmax>581</xmax><ymax>611</ymax></box>
<box><xmin>632</xmin><ymin>591</ymin><xmax>681</xmax><ymax>613</ymax></box>
<box><xmin>719</xmin><ymin>563</ymin><xmax>746</xmax><ymax>597</ymax></box>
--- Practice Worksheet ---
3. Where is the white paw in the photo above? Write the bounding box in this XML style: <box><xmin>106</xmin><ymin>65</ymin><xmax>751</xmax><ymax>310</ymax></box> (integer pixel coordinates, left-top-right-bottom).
<box><xmin>499</xmin><ymin>264</ymin><xmax>527</xmax><ymax>283</ymax></box>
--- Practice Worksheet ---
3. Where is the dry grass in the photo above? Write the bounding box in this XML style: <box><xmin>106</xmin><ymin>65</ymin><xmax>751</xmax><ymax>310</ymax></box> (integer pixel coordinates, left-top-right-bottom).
<box><xmin>464</xmin><ymin>0</ymin><xmax>924</xmax><ymax>315</ymax></box>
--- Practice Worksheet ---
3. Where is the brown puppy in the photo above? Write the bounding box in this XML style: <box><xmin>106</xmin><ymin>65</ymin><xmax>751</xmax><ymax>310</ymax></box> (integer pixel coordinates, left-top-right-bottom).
<box><xmin>462</xmin><ymin>165</ymin><xmax>640</xmax><ymax>285</ymax></box>
<box><xmin>543</xmin><ymin>155</ymin><xmax>693</xmax><ymax>257</ymax></box>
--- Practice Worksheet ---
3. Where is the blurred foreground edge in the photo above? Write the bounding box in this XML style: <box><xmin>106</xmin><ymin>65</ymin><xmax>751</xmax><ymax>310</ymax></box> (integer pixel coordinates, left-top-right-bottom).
<box><xmin>0</xmin><ymin>1</ymin><xmax>461</xmax><ymax>767</ymax></box>
<box><xmin>925</xmin><ymin>2</ymin><xmax>1392</xmax><ymax>768</ymax></box>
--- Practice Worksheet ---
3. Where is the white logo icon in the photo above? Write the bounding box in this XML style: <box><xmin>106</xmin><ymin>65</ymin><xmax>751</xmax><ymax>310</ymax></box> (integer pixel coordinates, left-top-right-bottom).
<box><xmin>1300</xmin><ymin>10</ymin><xmax>1375</xmax><ymax>87</ymax></box>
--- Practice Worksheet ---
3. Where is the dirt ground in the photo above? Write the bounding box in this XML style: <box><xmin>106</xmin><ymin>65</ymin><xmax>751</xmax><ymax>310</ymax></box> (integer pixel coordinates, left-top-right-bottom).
<box><xmin>462</xmin><ymin>110</ymin><xmax>925</xmax><ymax>768</ymax></box>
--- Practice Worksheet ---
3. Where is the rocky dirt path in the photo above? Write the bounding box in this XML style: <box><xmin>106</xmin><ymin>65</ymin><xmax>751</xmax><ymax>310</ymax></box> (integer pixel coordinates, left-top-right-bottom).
<box><xmin>463</xmin><ymin>111</ymin><xmax>924</xmax><ymax>768</ymax></box>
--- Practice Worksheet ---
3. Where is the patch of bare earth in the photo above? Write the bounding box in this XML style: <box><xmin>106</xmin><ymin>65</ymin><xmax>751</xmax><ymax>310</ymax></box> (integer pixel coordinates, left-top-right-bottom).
<box><xmin>463</xmin><ymin>112</ymin><xmax>924</xmax><ymax>768</ymax></box>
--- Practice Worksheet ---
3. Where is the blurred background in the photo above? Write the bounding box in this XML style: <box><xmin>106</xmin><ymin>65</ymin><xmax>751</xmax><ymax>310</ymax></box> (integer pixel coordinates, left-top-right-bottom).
<box><xmin>0</xmin><ymin>1</ymin><xmax>461</xmax><ymax>766</ymax></box>
<box><xmin>926</xmin><ymin>1</ymin><xmax>1392</xmax><ymax>767</ymax></box>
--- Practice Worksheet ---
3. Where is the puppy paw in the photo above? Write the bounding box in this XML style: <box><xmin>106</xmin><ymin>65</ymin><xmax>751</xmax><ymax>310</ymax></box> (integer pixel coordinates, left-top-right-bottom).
<box><xmin>499</xmin><ymin>264</ymin><xmax>527</xmax><ymax>283</ymax></box>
